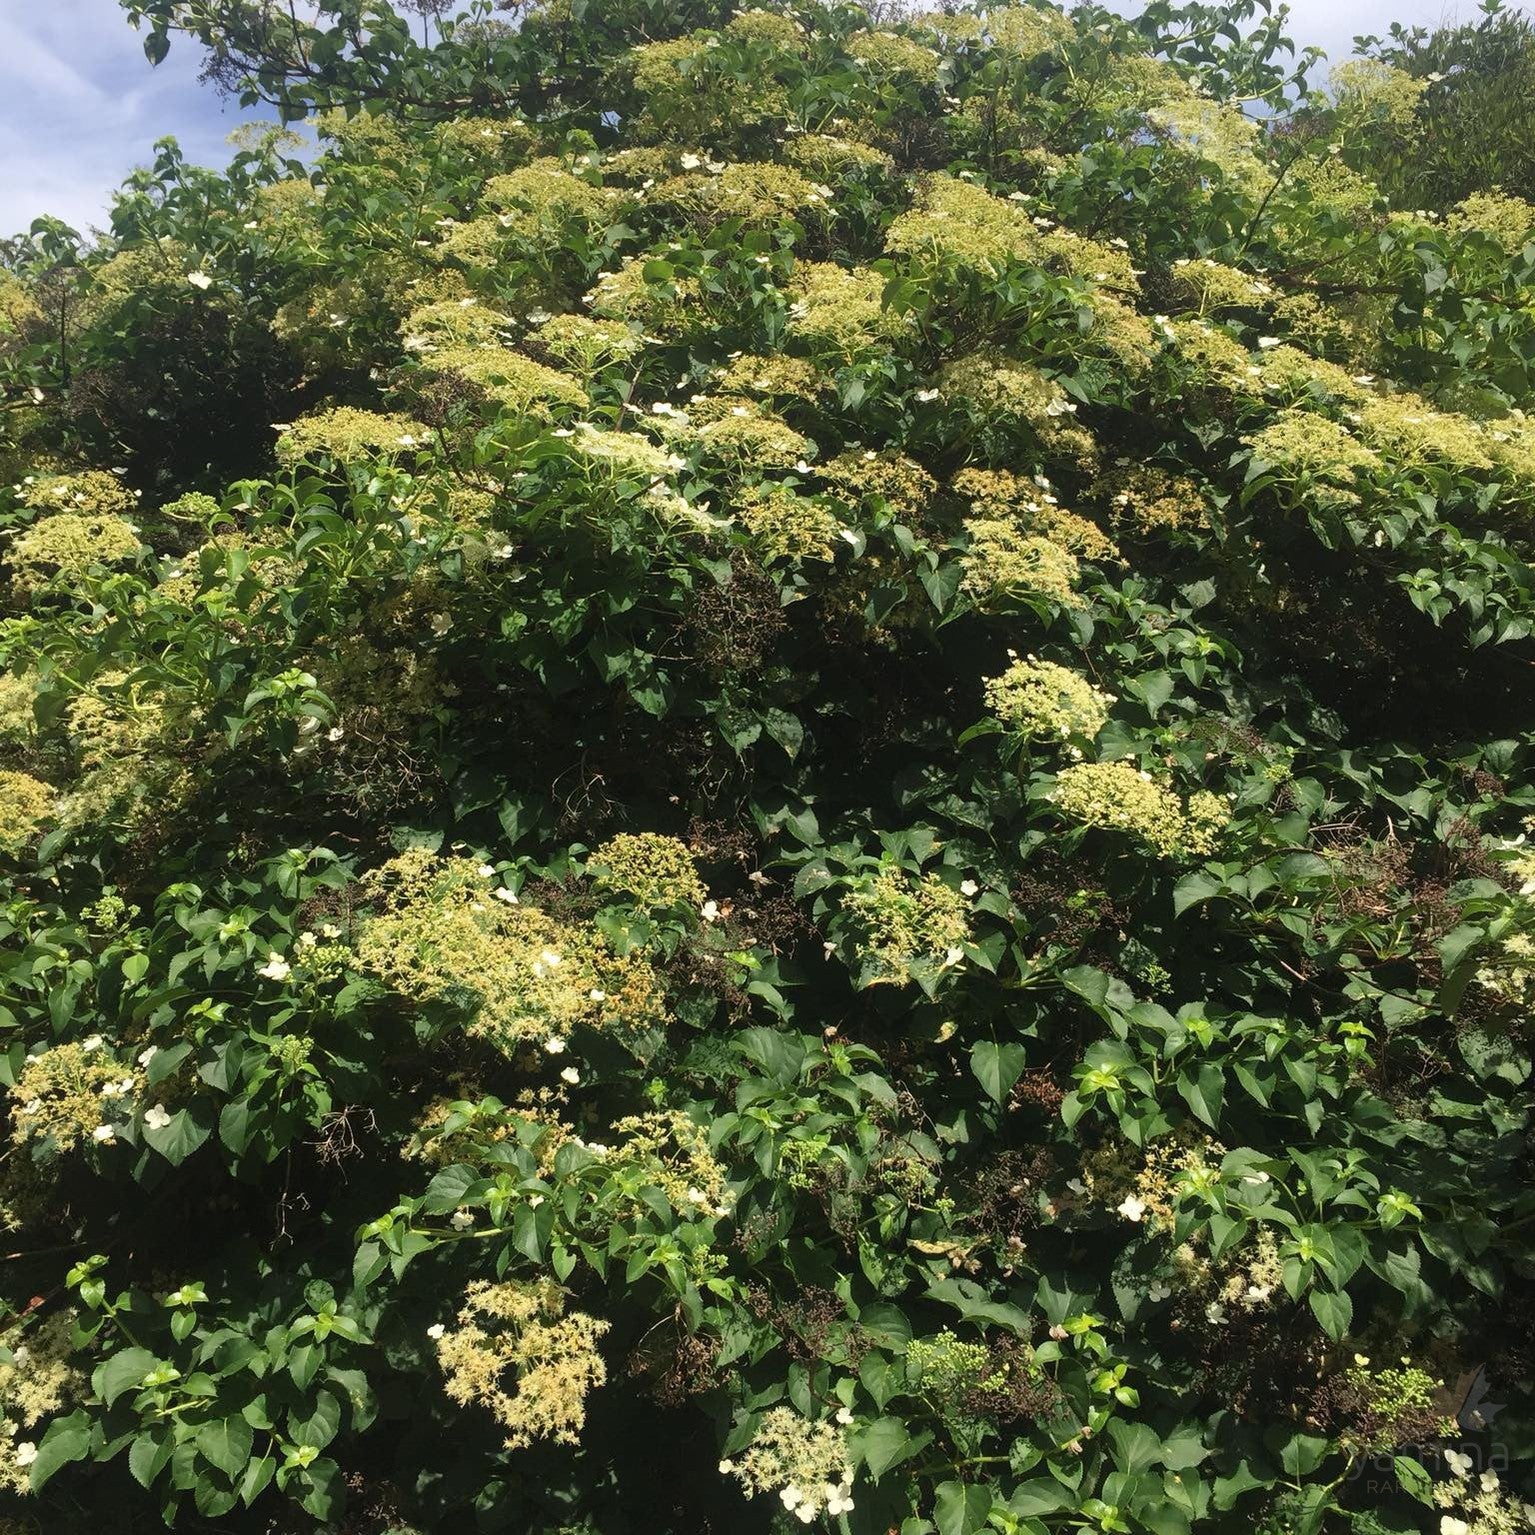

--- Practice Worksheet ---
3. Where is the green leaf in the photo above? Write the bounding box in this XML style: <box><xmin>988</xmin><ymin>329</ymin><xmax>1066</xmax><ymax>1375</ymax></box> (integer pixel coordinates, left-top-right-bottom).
<box><xmin>1270</xmin><ymin>1429</ymin><xmax>1330</xmax><ymax>1477</ymax></box>
<box><xmin>970</xmin><ymin>1040</ymin><xmax>1026</xmax><ymax>1104</ymax></box>
<box><xmin>195</xmin><ymin>1416</ymin><xmax>254</xmax><ymax>1477</ymax></box>
<box><xmin>629</xmin><ymin>676</ymin><xmax>672</xmax><ymax>717</ymax></box>
<box><xmin>147</xmin><ymin>1040</ymin><xmax>192</xmax><ymax>1087</ymax></box>
<box><xmin>1231</xmin><ymin>1060</ymin><xmax>1273</xmax><ymax>1107</ymax></box>
<box><xmin>934</xmin><ymin>1480</ymin><xmax>993</xmax><ymax>1535</ymax></box>
<box><xmin>421</xmin><ymin>1163</ymin><xmax>479</xmax><ymax>1214</ymax></box>
<box><xmin>200</xmin><ymin>1037</ymin><xmax>244</xmax><ymax>1093</ymax></box>
<box><xmin>1137</xmin><ymin>1503</ymin><xmax>1194</xmax><ymax>1535</ymax></box>
<box><xmin>1208</xmin><ymin>1211</ymin><xmax>1247</xmax><ymax>1259</ymax></box>
<box><xmin>1394</xmin><ymin>1455</ymin><xmax>1433</xmax><ymax>1505</ymax></box>
<box><xmin>1107</xmin><ymin>1418</ymin><xmax>1163</xmax><ymax>1474</ymax></box>
<box><xmin>239</xmin><ymin>1455</ymin><xmax>276</xmax><ymax>1507</ymax></box>
<box><xmin>129</xmin><ymin>1429</ymin><xmax>173</xmax><ymax>1490</ymax></box>
<box><xmin>957</xmin><ymin>718</ymin><xmax>1003</xmax><ymax>747</ymax></box>
<box><xmin>1172</xmin><ymin>869</ymin><xmax>1224</xmax><ymax>917</ymax></box>
<box><xmin>299</xmin><ymin>1457</ymin><xmax>343</xmax><ymax>1520</ymax></box>
<box><xmin>1159</xmin><ymin>1422</ymin><xmax>1211</xmax><ymax>1472</ymax></box>
<box><xmin>920</xmin><ymin>559</ymin><xmax>962</xmax><ymax>612</ymax></box>
<box><xmin>1129</xmin><ymin>669</ymin><xmax>1175</xmax><ymax>717</ymax></box>
<box><xmin>723</xmin><ymin>715</ymin><xmax>762</xmax><ymax>751</ymax></box>
<box><xmin>736</xmin><ymin>1026</ymin><xmax>805</xmax><ymax>1085</ymax></box>
<box><xmin>218</xmin><ymin>1098</ymin><xmax>253</xmax><ymax>1156</ymax></box>
<box><xmin>194</xmin><ymin>1479</ymin><xmax>239</xmax><ymax>1519</ymax></box>
<box><xmin>512</xmin><ymin>1199</ymin><xmax>552</xmax><ymax>1263</ymax></box>
<box><xmin>330</xmin><ymin>1369</ymin><xmax>377</xmax><ymax>1435</ymax></box>
<box><xmin>93</xmin><ymin>1347</ymin><xmax>156</xmax><ymax>1408</ymax></box>
<box><xmin>762</xmin><ymin>707</ymin><xmax>804</xmax><ymax>760</ymax></box>
<box><xmin>1308</xmin><ymin>1287</ymin><xmax>1353</xmax><ymax>1341</ymax></box>
<box><xmin>1437</xmin><ymin>923</ymin><xmax>1483</xmax><ymax>974</ymax></box>
<box><xmin>925</xmin><ymin>1278</ymin><xmax>1030</xmax><ymax>1332</ymax></box>
<box><xmin>1061</xmin><ymin>964</ymin><xmax>1111</xmax><ymax>1010</ymax></box>
<box><xmin>288</xmin><ymin>1342</ymin><xmax>322</xmax><ymax>1392</ymax></box>
<box><xmin>1006</xmin><ymin>1480</ymin><xmax>1074</xmax><ymax>1515</ymax></box>
<box><xmin>1274</xmin><ymin>852</ymin><xmax>1332</xmax><ymax>884</ymax></box>
<box><xmin>29</xmin><ymin>1409</ymin><xmax>92</xmax><ymax>1491</ymax></box>
<box><xmin>497</xmin><ymin>794</ymin><xmax>536</xmax><ymax>847</ymax></box>
<box><xmin>144</xmin><ymin>1106</ymin><xmax>211</xmax><ymax>1166</ymax></box>
<box><xmin>1176</xmin><ymin>1063</ymin><xmax>1224</xmax><ymax>1128</ymax></box>
<box><xmin>290</xmin><ymin>1389</ymin><xmax>341</xmax><ymax>1450</ymax></box>
<box><xmin>353</xmin><ymin>1241</ymin><xmax>388</xmax><ymax>1290</ymax></box>
<box><xmin>1212</xmin><ymin>1465</ymin><xmax>1271</xmax><ymax>1517</ymax></box>
<box><xmin>854</xmin><ymin>1417</ymin><xmax>912</xmax><ymax>1480</ymax></box>
<box><xmin>855</xmin><ymin>1303</ymin><xmax>911</xmax><ymax>1350</ymax></box>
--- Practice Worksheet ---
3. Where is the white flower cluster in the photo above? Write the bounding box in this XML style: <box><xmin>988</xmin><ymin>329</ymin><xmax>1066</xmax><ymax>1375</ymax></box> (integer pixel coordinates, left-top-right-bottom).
<box><xmin>719</xmin><ymin>1406</ymin><xmax>855</xmax><ymax>1523</ymax></box>
<box><xmin>780</xmin><ymin>1473</ymin><xmax>856</xmax><ymax>1522</ymax></box>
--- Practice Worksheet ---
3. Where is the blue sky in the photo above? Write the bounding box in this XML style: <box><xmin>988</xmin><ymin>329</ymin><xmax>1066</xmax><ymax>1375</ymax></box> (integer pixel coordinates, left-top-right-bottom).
<box><xmin>0</xmin><ymin>0</ymin><xmax>262</xmax><ymax>236</ymax></box>
<box><xmin>1</xmin><ymin>0</ymin><xmax>1528</xmax><ymax>237</ymax></box>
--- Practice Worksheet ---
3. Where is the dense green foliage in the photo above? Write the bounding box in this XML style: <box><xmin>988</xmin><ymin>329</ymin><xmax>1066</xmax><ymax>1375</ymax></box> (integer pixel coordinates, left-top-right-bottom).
<box><xmin>1355</xmin><ymin>0</ymin><xmax>1535</xmax><ymax>212</ymax></box>
<box><xmin>2</xmin><ymin>3</ymin><xmax>1534</xmax><ymax>1533</ymax></box>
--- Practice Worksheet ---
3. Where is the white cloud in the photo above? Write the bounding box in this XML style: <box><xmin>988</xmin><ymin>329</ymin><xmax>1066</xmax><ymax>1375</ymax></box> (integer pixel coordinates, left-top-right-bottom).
<box><xmin>0</xmin><ymin>13</ymin><xmax>109</xmax><ymax>103</ymax></box>
<box><xmin>0</xmin><ymin>0</ymin><xmax>257</xmax><ymax>236</ymax></box>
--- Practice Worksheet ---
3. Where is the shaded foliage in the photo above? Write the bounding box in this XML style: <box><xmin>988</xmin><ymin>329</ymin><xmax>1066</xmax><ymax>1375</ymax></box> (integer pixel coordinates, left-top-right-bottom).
<box><xmin>0</xmin><ymin>4</ymin><xmax>1533</xmax><ymax>1535</ymax></box>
